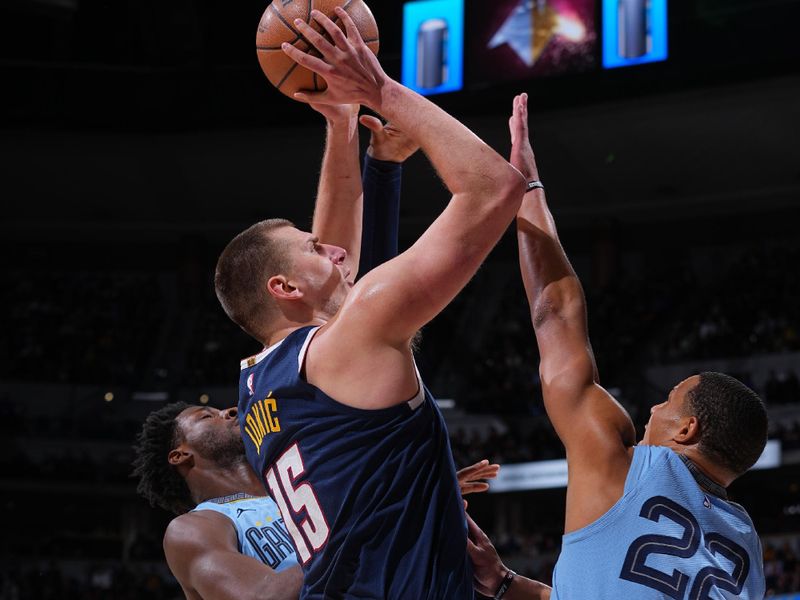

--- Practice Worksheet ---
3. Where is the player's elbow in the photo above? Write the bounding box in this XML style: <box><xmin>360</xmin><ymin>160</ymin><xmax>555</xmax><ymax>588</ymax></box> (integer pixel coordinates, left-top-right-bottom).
<box><xmin>493</xmin><ymin>162</ymin><xmax>527</xmax><ymax>208</ymax></box>
<box><xmin>531</xmin><ymin>277</ymin><xmax>585</xmax><ymax>330</ymax></box>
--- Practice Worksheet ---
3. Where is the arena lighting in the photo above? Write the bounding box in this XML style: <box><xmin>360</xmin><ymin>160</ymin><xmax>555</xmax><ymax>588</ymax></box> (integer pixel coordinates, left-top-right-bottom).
<box><xmin>103</xmin><ymin>392</ymin><xmax>114</xmax><ymax>402</ymax></box>
<box><xmin>132</xmin><ymin>391</ymin><xmax>170</xmax><ymax>402</ymax></box>
<box><xmin>555</xmin><ymin>14</ymin><xmax>587</xmax><ymax>42</ymax></box>
<box><xmin>489</xmin><ymin>440</ymin><xmax>782</xmax><ymax>492</ymax></box>
<box><xmin>199</xmin><ymin>394</ymin><xmax>210</xmax><ymax>405</ymax></box>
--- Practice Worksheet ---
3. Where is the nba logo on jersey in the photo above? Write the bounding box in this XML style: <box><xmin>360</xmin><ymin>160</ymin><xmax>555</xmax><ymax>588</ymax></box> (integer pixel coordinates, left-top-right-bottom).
<box><xmin>247</xmin><ymin>373</ymin><xmax>255</xmax><ymax>396</ymax></box>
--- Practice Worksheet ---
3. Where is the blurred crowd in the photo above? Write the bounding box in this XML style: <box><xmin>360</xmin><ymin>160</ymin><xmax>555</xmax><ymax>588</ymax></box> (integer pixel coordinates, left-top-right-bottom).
<box><xmin>0</xmin><ymin>564</ymin><xmax>178</xmax><ymax>600</ymax></box>
<box><xmin>2</xmin><ymin>244</ymin><xmax>798</xmax><ymax>397</ymax></box>
<box><xmin>765</xmin><ymin>539</ymin><xmax>800</xmax><ymax>596</ymax></box>
<box><xmin>655</xmin><ymin>246</ymin><xmax>800</xmax><ymax>362</ymax></box>
<box><xmin>0</xmin><ymin>272</ymin><xmax>164</xmax><ymax>386</ymax></box>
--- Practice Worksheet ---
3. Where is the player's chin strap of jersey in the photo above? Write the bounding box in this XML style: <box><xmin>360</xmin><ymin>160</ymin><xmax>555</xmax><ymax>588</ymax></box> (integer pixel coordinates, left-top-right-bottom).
<box><xmin>678</xmin><ymin>454</ymin><xmax>728</xmax><ymax>499</ymax></box>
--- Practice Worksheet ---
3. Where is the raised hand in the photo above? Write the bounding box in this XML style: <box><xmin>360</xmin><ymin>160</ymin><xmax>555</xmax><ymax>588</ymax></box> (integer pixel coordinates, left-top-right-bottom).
<box><xmin>457</xmin><ymin>459</ymin><xmax>500</xmax><ymax>496</ymax></box>
<box><xmin>509</xmin><ymin>93</ymin><xmax>540</xmax><ymax>182</ymax></box>
<box><xmin>282</xmin><ymin>7</ymin><xmax>388</xmax><ymax>109</ymax></box>
<box><xmin>359</xmin><ymin>115</ymin><xmax>420</xmax><ymax>163</ymax></box>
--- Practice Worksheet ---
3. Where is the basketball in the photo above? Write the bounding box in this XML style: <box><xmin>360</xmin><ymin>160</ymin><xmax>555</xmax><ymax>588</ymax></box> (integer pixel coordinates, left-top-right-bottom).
<box><xmin>256</xmin><ymin>0</ymin><xmax>380</xmax><ymax>99</ymax></box>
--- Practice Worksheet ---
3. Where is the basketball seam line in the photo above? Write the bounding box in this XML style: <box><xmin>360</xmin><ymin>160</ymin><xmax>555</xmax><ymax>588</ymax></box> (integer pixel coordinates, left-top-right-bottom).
<box><xmin>277</xmin><ymin>62</ymin><xmax>301</xmax><ymax>90</ymax></box>
<box><xmin>258</xmin><ymin>35</ymin><xmax>377</xmax><ymax>53</ymax></box>
<box><xmin>270</xmin><ymin>4</ymin><xmax>302</xmax><ymax>40</ymax></box>
<box><xmin>270</xmin><ymin>0</ymin><xmax>368</xmax><ymax>92</ymax></box>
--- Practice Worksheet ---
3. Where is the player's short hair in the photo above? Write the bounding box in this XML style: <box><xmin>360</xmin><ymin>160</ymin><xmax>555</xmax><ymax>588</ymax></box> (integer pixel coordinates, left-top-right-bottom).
<box><xmin>132</xmin><ymin>402</ymin><xmax>193</xmax><ymax>515</ymax></box>
<box><xmin>686</xmin><ymin>372</ymin><xmax>767</xmax><ymax>477</ymax></box>
<box><xmin>215</xmin><ymin>219</ymin><xmax>294</xmax><ymax>341</ymax></box>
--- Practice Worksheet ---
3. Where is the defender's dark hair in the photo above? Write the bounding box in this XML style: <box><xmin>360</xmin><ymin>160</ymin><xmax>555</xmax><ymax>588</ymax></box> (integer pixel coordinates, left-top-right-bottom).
<box><xmin>215</xmin><ymin>219</ymin><xmax>294</xmax><ymax>341</ymax></box>
<box><xmin>687</xmin><ymin>372</ymin><xmax>768</xmax><ymax>477</ymax></box>
<box><xmin>132</xmin><ymin>402</ymin><xmax>192</xmax><ymax>515</ymax></box>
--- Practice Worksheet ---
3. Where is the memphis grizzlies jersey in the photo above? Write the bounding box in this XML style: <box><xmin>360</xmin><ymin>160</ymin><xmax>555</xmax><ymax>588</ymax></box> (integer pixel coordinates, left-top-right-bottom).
<box><xmin>552</xmin><ymin>445</ymin><xmax>765</xmax><ymax>599</ymax></box>
<box><xmin>193</xmin><ymin>493</ymin><xmax>298</xmax><ymax>572</ymax></box>
<box><xmin>238</xmin><ymin>326</ymin><xmax>473</xmax><ymax>600</ymax></box>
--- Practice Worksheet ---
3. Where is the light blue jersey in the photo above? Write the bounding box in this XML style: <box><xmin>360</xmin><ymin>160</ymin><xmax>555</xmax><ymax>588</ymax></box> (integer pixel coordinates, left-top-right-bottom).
<box><xmin>552</xmin><ymin>445</ymin><xmax>764</xmax><ymax>599</ymax></box>
<box><xmin>193</xmin><ymin>493</ymin><xmax>298</xmax><ymax>572</ymax></box>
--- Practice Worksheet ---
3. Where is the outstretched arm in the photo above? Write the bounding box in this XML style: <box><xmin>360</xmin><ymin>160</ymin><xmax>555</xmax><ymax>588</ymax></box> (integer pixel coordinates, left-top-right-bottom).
<box><xmin>284</xmin><ymin>10</ymin><xmax>525</xmax><ymax>409</ymax></box>
<box><xmin>310</xmin><ymin>103</ymin><xmax>363</xmax><ymax>281</ymax></box>
<box><xmin>357</xmin><ymin>115</ymin><xmax>419</xmax><ymax>276</ymax></box>
<box><xmin>511</xmin><ymin>94</ymin><xmax>636</xmax><ymax>533</ymax></box>
<box><xmin>284</xmin><ymin>9</ymin><xmax>524</xmax><ymax>342</ymax></box>
<box><xmin>467</xmin><ymin>513</ymin><xmax>551</xmax><ymax>600</ymax></box>
<box><xmin>164</xmin><ymin>512</ymin><xmax>302</xmax><ymax>600</ymax></box>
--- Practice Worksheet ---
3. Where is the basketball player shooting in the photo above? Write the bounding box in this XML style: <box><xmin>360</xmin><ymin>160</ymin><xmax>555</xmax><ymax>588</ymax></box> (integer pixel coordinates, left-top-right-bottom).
<box><xmin>134</xmin><ymin>108</ymin><xmax>499</xmax><ymax>599</ymax></box>
<box><xmin>215</xmin><ymin>7</ymin><xmax>526</xmax><ymax>599</ymax></box>
<box><xmin>467</xmin><ymin>94</ymin><xmax>768</xmax><ymax>599</ymax></box>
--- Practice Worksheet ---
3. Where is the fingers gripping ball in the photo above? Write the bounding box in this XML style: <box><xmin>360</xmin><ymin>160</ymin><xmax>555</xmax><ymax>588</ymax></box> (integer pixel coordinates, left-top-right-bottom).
<box><xmin>256</xmin><ymin>0</ymin><xmax>379</xmax><ymax>99</ymax></box>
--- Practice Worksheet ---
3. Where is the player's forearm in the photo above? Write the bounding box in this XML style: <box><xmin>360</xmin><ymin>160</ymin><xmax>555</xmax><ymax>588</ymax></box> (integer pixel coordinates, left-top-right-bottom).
<box><xmin>516</xmin><ymin>190</ymin><xmax>584</xmax><ymax>329</ymax></box>
<box><xmin>374</xmin><ymin>81</ymin><xmax>525</xmax><ymax>203</ymax></box>
<box><xmin>312</xmin><ymin>115</ymin><xmax>363</xmax><ymax>277</ymax></box>
<box><xmin>358</xmin><ymin>154</ymin><xmax>402</xmax><ymax>276</ymax></box>
<box><xmin>253</xmin><ymin>566</ymin><xmax>303</xmax><ymax>600</ymax></box>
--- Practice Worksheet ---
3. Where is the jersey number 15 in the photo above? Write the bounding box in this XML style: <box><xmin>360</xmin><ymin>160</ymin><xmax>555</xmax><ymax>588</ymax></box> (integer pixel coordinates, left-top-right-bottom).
<box><xmin>265</xmin><ymin>443</ymin><xmax>330</xmax><ymax>564</ymax></box>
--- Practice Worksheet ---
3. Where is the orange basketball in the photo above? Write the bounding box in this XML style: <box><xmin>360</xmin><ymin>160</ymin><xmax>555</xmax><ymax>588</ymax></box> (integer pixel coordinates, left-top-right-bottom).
<box><xmin>256</xmin><ymin>0</ymin><xmax>379</xmax><ymax>99</ymax></box>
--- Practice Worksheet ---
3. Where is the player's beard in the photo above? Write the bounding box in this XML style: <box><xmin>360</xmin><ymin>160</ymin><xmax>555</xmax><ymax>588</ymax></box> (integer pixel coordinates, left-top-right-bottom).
<box><xmin>194</xmin><ymin>426</ymin><xmax>246</xmax><ymax>468</ymax></box>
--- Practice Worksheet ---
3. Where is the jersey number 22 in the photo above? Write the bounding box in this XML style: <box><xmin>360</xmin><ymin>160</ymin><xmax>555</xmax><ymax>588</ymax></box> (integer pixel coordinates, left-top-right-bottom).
<box><xmin>619</xmin><ymin>496</ymin><xmax>750</xmax><ymax>599</ymax></box>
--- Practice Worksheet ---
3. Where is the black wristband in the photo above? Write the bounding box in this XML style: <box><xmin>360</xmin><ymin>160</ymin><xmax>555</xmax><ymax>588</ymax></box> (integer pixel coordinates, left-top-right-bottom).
<box><xmin>526</xmin><ymin>180</ymin><xmax>544</xmax><ymax>192</ymax></box>
<box><xmin>493</xmin><ymin>569</ymin><xmax>516</xmax><ymax>600</ymax></box>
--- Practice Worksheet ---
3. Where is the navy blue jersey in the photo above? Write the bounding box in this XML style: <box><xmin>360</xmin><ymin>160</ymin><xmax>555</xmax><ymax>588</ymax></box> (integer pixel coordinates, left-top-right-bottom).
<box><xmin>238</xmin><ymin>326</ymin><xmax>473</xmax><ymax>600</ymax></box>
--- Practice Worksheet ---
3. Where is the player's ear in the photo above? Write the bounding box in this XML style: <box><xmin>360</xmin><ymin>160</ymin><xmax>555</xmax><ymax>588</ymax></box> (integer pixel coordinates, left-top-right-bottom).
<box><xmin>267</xmin><ymin>275</ymin><xmax>303</xmax><ymax>301</ymax></box>
<box><xmin>168</xmin><ymin>447</ymin><xmax>193</xmax><ymax>467</ymax></box>
<box><xmin>674</xmin><ymin>415</ymin><xmax>700</xmax><ymax>445</ymax></box>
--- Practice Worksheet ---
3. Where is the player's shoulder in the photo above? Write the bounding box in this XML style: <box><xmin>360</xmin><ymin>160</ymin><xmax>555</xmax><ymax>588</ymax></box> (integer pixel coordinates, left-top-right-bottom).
<box><xmin>164</xmin><ymin>510</ymin><xmax>237</xmax><ymax>554</ymax></box>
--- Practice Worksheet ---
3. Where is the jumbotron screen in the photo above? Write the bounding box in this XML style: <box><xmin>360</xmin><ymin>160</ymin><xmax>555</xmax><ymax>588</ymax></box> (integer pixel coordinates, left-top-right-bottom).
<box><xmin>402</xmin><ymin>0</ymin><xmax>668</xmax><ymax>95</ymax></box>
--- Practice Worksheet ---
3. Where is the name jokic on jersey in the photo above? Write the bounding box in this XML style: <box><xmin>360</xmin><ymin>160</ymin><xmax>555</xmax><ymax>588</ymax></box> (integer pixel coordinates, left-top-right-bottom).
<box><xmin>244</xmin><ymin>393</ymin><xmax>281</xmax><ymax>455</ymax></box>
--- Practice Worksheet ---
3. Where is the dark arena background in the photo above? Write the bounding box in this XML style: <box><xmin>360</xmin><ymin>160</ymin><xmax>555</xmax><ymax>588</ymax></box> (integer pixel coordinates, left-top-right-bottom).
<box><xmin>2</xmin><ymin>0</ymin><xmax>800</xmax><ymax>598</ymax></box>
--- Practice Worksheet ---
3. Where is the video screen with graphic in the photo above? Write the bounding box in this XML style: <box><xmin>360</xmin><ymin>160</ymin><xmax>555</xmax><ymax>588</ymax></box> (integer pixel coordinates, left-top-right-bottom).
<box><xmin>402</xmin><ymin>0</ymin><xmax>465</xmax><ymax>96</ymax></box>
<box><xmin>602</xmin><ymin>0</ymin><xmax>668</xmax><ymax>69</ymax></box>
<box><xmin>468</xmin><ymin>0</ymin><xmax>597</xmax><ymax>86</ymax></box>
<box><xmin>402</xmin><ymin>0</ymin><xmax>669</xmax><ymax>96</ymax></box>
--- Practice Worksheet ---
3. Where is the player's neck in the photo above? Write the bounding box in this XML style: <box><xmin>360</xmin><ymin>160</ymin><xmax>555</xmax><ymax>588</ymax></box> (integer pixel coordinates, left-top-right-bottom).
<box><xmin>678</xmin><ymin>446</ymin><xmax>734</xmax><ymax>489</ymax></box>
<box><xmin>189</xmin><ymin>458</ymin><xmax>266</xmax><ymax>504</ymax></box>
<box><xmin>264</xmin><ymin>317</ymin><xmax>328</xmax><ymax>348</ymax></box>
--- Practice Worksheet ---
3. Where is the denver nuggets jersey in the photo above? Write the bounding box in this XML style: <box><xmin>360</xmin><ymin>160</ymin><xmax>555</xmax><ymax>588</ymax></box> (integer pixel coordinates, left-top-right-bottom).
<box><xmin>193</xmin><ymin>493</ymin><xmax>298</xmax><ymax>572</ymax></box>
<box><xmin>552</xmin><ymin>445</ymin><xmax>765</xmax><ymax>599</ymax></box>
<box><xmin>238</xmin><ymin>326</ymin><xmax>473</xmax><ymax>600</ymax></box>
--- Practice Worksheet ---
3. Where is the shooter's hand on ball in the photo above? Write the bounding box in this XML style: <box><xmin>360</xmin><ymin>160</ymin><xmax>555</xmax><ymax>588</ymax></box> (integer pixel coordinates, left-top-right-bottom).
<box><xmin>359</xmin><ymin>115</ymin><xmax>420</xmax><ymax>163</ymax></box>
<box><xmin>282</xmin><ymin>7</ymin><xmax>388</xmax><ymax>108</ymax></box>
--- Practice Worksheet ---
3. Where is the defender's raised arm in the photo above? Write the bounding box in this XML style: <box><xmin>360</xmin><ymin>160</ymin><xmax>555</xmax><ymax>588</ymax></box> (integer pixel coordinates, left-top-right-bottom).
<box><xmin>512</xmin><ymin>94</ymin><xmax>636</xmax><ymax>533</ymax></box>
